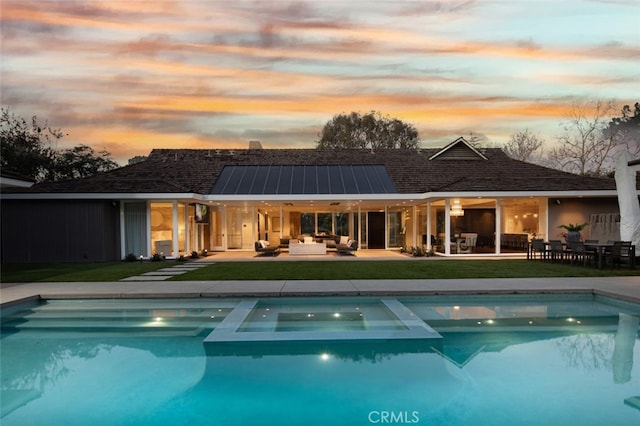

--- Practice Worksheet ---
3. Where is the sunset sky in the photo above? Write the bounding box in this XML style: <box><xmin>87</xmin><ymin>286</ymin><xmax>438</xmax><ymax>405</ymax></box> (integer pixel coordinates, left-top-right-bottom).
<box><xmin>1</xmin><ymin>0</ymin><xmax>638</xmax><ymax>164</ymax></box>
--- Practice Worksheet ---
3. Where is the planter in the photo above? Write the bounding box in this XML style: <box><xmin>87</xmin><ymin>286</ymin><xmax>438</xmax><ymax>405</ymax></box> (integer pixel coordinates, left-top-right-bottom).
<box><xmin>565</xmin><ymin>231</ymin><xmax>581</xmax><ymax>245</ymax></box>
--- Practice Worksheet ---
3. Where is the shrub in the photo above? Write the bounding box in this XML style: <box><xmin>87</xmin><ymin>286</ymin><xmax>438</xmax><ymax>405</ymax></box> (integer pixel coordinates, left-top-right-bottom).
<box><xmin>191</xmin><ymin>251</ymin><xmax>199</xmax><ymax>259</ymax></box>
<box><xmin>411</xmin><ymin>246</ymin><xmax>426</xmax><ymax>257</ymax></box>
<box><xmin>151</xmin><ymin>253</ymin><xmax>164</xmax><ymax>262</ymax></box>
<box><xmin>124</xmin><ymin>253</ymin><xmax>137</xmax><ymax>262</ymax></box>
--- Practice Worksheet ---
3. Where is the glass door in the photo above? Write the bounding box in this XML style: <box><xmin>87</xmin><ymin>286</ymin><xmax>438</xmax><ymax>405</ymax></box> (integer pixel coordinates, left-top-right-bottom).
<box><xmin>226</xmin><ymin>207</ymin><xmax>254</xmax><ymax>250</ymax></box>
<box><xmin>210</xmin><ymin>207</ymin><xmax>224</xmax><ymax>251</ymax></box>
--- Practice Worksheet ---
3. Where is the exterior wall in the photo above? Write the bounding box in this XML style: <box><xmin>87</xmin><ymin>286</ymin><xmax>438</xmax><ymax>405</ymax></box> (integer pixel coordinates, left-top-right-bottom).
<box><xmin>548</xmin><ymin>197</ymin><xmax>620</xmax><ymax>242</ymax></box>
<box><xmin>1</xmin><ymin>200</ymin><xmax>121</xmax><ymax>263</ymax></box>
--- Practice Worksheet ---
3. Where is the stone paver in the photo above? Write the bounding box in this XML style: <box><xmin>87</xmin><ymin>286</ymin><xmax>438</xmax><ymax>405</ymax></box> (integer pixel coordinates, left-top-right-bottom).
<box><xmin>2</xmin><ymin>276</ymin><xmax>638</xmax><ymax>307</ymax></box>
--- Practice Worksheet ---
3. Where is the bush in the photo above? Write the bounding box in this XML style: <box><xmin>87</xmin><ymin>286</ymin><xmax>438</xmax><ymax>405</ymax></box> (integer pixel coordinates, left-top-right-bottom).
<box><xmin>151</xmin><ymin>253</ymin><xmax>164</xmax><ymax>262</ymax></box>
<box><xmin>411</xmin><ymin>246</ymin><xmax>426</xmax><ymax>257</ymax></box>
<box><xmin>191</xmin><ymin>251</ymin><xmax>199</xmax><ymax>259</ymax></box>
<box><xmin>124</xmin><ymin>253</ymin><xmax>137</xmax><ymax>262</ymax></box>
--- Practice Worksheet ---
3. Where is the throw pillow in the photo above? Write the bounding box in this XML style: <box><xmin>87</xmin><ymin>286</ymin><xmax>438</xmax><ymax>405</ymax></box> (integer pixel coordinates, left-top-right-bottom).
<box><xmin>339</xmin><ymin>236</ymin><xmax>349</xmax><ymax>245</ymax></box>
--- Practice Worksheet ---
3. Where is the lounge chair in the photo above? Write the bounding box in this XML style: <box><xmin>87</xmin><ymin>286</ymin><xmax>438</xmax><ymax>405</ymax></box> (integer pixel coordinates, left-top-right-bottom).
<box><xmin>458</xmin><ymin>233</ymin><xmax>477</xmax><ymax>254</ymax></box>
<box><xmin>337</xmin><ymin>240</ymin><xmax>358</xmax><ymax>255</ymax></box>
<box><xmin>254</xmin><ymin>241</ymin><xmax>280</xmax><ymax>256</ymax></box>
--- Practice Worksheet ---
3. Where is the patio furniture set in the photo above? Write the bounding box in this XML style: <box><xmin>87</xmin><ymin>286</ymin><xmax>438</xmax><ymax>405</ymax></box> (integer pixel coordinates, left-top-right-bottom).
<box><xmin>255</xmin><ymin>235</ymin><xmax>358</xmax><ymax>257</ymax></box>
<box><xmin>528</xmin><ymin>239</ymin><xmax>636</xmax><ymax>269</ymax></box>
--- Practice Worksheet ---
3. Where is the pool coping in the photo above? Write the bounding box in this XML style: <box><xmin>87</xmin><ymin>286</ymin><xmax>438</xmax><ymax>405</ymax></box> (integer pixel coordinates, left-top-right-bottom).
<box><xmin>1</xmin><ymin>276</ymin><xmax>639</xmax><ymax>308</ymax></box>
<box><xmin>203</xmin><ymin>298</ymin><xmax>441</xmax><ymax>344</ymax></box>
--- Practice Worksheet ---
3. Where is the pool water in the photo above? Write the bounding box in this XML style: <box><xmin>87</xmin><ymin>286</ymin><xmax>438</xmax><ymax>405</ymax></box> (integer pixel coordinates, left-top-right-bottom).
<box><xmin>1</xmin><ymin>295</ymin><xmax>639</xmax><ymax>425</ymax></box>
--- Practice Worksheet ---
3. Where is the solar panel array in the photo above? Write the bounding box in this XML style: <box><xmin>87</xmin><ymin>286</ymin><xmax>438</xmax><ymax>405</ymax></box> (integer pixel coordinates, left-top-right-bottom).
<box><xmin>210</xmin><ymin>165</ymin><xmax>397</xmax><ymax>194</ymax></box>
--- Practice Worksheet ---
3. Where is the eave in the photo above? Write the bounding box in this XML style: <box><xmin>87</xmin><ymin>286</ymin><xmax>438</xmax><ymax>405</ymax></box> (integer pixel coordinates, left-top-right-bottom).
<box><xmin>1</xmin><ymin>189</ymin><xmax>624</xmax><ymax>202</ymax></box>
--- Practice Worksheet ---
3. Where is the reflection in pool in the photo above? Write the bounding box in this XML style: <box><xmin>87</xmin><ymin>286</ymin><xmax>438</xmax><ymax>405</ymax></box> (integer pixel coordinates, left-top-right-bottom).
<box><xmin>1</xmin><ymin>295</ymin><xmax>639</xmax><ymax>425</ymax></box>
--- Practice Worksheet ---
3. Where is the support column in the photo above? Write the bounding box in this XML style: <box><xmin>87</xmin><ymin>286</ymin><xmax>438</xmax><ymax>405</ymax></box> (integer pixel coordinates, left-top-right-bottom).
<box><xmin>445</xmin><ymin>199</ymin><xmax>451</xmax><ymax>255</ymax></box>
<box><xmin>172</xmin><ymin>201</ymin><xmax>179</xmax><ymax>257</ymax></box>
<box><xmin>495</xmin><ymin>198</ymin><xmax>502</xmax><ymax>254</ymax></box>
<box><xmin>426</xmin><ymin>201</ymin><xmax>432</xmax><ymax>251</ymax></box>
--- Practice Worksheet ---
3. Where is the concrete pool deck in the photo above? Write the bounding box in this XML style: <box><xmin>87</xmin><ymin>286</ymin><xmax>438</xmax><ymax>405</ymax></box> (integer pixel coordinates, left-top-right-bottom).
<box><xmin>1</xmin><ymin>276</ymin><xmax>639</xmax><ymax>307</ymax></box>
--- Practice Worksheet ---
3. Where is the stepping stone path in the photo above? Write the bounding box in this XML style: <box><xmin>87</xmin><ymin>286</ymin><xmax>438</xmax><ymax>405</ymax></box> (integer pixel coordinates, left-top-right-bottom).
<box><xmin>120</xmin><ymin>262</ymin><xmax>209</xmax><ymax>281</ymax></box>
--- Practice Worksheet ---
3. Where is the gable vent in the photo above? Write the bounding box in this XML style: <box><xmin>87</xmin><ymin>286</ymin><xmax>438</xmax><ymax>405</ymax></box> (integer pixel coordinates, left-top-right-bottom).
<box><xmin>437</xmin><ymin>144</ymin><xmax>480</xmax><ymax>160</ymax></box>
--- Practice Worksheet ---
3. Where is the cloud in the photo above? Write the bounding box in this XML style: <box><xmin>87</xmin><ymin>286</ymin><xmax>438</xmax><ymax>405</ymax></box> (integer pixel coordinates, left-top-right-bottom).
<box><xmin>1</xmin><ymin>0</ymin><xmax>638</xmax><ymax>164</ymax></box>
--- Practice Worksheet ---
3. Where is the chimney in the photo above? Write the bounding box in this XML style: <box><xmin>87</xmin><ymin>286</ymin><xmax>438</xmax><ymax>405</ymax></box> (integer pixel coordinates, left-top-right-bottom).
<box><xmin>248</xmin><ymin>140</ymin><xmax>263</xmax><ymax>149</ymax></box>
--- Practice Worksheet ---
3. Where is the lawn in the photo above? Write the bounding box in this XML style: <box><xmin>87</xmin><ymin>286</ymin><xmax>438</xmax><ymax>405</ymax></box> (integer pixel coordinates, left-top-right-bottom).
<box><xmin>170</xmin><ymin>259</ymin><xmax>640</xmax><ymax>280</ymax></box>
<box><xmin>2</xmin><ymin>259</ymin><xmax>638</xmax><ymax>282</ymax></box>
<box><xmin>0</xmin><ymin>261</ymin><xmax>179</xmax><ymax>282</ymax></box>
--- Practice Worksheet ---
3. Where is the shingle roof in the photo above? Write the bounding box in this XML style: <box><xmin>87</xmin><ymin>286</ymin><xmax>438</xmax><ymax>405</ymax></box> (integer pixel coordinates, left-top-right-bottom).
<box><xmin>10</xmin><ymin>145</ymin><xmax>620</xmax><ymax>195</ymax></box>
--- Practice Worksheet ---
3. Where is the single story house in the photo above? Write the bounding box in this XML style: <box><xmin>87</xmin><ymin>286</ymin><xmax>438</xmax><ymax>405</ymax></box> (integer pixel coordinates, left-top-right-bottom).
<box><xmin>1</xmin><ymin>138</ymin><xmax>635</xmax><ymax>262</ymax></box>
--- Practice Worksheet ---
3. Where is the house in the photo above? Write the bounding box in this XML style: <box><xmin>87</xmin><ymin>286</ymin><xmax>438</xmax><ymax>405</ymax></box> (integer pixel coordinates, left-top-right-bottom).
<box><xmin>1</xmin><ymin>138</ymin><xmax>634</xmax><ymax>263</ymax></box>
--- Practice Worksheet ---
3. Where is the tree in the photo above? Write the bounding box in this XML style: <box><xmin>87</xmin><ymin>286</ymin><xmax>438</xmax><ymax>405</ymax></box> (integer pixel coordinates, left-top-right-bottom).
<box><xmin>547</xmin><ymin>99</ymin><xmax>619</xmax><ymax>176</ymax></box>
<box><xmin>1</xmin><ymin>107</ymin><xmax>58</xmax><ymax>181</ymax></box>
<box><xmin>604</xmin><ymin>102</ymin><xmax>640</xmax><ymax>158</ymax></box>
<box><xmin>1</xmin><ymin>108</ymin><xmax>119</xmax><ymax>182</ymax></box>
<box><xmin>50</xmin><ymin>145</ymin><xmax>119</xmax><ymax>181</ymax></box>
<box><xmin>128</xmin><ymin>155</ymin><xmax>148</xmax><ymax>165</ymax></box>
<box><xmin>502</xmin><ymin>129</ymin><xmax>544</xmax><ymax>162</ymax></box>
<box><xmin>316</xmin><ymin>111</ymin><xmax>420</xmax><ymax>150</ymax></box>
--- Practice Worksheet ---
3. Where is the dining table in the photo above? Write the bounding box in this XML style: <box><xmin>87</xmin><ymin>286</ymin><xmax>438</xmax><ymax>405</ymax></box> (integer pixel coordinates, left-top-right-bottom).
<box><xmin>584</xmin><ymin>242</ymin><xmax>636</xmax><ymax>269</ymax></box>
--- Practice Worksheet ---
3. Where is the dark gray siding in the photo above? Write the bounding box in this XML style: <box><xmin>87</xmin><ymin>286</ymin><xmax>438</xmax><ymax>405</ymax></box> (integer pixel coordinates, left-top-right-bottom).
<box><xmin>1</xmin><ymin>200</ymin><xmax>121</xmax><ymax>263</ymax></box>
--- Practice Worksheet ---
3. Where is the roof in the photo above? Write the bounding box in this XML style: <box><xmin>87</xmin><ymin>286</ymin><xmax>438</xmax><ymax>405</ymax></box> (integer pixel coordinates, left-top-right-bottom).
<box><xmin>4</xmin><ymin>140</ymin><xmax>621</xmax><ymax>196</ymax></box>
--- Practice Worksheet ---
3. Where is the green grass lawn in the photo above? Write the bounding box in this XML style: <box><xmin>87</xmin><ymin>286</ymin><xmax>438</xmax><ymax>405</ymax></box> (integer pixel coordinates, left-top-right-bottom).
<box><xmin>0</xmin><ymin>261</ymin><xmax>179</xmax><ymax>282</ymax></box>
<box><xmin>2</xmin><ymin>259</ymin><xmax>637</xmax><ymax>282</ymax></box>
<box><xmin>170</xmin><ymin>259</ymin><xmax>640</xmax><ymax>280</ymax></box>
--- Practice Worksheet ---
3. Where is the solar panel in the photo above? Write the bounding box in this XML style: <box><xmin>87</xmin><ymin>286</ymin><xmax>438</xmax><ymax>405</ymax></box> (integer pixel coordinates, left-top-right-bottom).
<box><xmin>210</xmin><ymin>165</ymin><xmax>397</xmax><ymax>194</ymax></box>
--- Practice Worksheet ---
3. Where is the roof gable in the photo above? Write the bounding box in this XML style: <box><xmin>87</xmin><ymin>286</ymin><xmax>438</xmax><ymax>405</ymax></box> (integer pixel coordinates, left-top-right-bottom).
<box><xmin>429</xmin><ymin>137</ymin><xmax>488</xmax><ymax>160</ymax></box>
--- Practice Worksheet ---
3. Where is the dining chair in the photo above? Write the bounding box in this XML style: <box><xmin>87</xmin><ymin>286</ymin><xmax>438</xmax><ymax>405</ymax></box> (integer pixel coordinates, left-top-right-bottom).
<box><xmin>530</xmin><ymin>239</ymin><xmax>548</xmax><ymax>260</ymax></box>
<box><xmin>568</xmin><ymin>242</ymin><xmax>593</xmax><ymax>267</ymax></box>
<box><xmin>548</xmin><ymin>240</ymin><xmax>565</xmax><ymax>263</ymax></box>
<box><xmin>606</xmin><ymin>241</ymin><xmax>633</xmax><ymax>269</ymax></box>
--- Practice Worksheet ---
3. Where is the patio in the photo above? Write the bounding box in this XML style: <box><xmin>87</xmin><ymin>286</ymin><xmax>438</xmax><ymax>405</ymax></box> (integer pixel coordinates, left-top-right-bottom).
<box><xmin>199</xmin><ymin>249</ymin><xmax>527</xmax><ymax>262</ymax></box>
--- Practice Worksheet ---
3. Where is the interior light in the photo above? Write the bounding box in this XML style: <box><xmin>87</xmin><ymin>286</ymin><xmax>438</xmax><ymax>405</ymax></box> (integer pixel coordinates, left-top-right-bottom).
<box><xmin>450</xmin><ymin>199</ymin><xmax>464</xmax><ymax>217</ymax></box>
<box><xmin>453</xmin><ymin>306</ymin><xmax>460</xmax><ymax>310</ymax></box>
<box><xmin>486</xmin><ymin>319</ymin><xmax>494</xmax><ymax>324</ymax></box>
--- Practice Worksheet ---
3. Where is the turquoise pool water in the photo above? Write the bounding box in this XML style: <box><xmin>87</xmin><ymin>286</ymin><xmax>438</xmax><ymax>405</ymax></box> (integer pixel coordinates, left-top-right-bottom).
<box><xmin>1</xmin><ymin>295</ymin><xmax>639</xmax><ymax>425</ymax></box>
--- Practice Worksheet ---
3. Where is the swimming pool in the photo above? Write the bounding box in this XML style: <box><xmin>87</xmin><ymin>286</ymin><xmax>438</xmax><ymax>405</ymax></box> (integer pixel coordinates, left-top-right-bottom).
<box><xmin>1</xmin><ymin>294</ymin><xmax>639</xmax><ymax>425</ymax></box>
